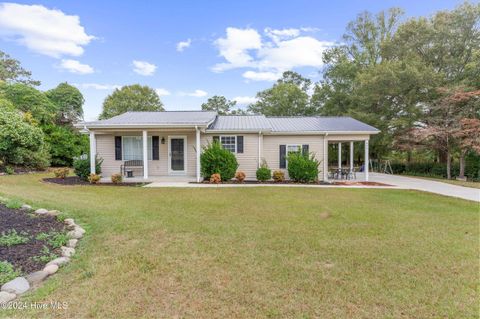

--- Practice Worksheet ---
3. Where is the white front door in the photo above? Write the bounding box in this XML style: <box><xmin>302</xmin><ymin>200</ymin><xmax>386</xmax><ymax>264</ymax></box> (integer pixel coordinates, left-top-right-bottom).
<box><xmin>168</xmin><ymin>136</ymin><xmax>187</xmax><ymax>175</ymax></box>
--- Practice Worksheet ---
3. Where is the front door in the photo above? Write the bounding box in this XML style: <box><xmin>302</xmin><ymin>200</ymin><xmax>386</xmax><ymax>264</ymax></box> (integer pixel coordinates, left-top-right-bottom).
<box><xmin>168</xmin><ymin>136</ymin><xmax>186</xmax><ymax>174</ymax></box>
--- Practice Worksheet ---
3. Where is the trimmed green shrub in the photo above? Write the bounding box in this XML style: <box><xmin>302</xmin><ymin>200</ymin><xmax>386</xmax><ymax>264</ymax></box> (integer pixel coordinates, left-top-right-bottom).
<box><xmin>287</xmin><ymin>152</ymin><xmax>320</xmax><ymax>182</ymax></box>
<box><xmin>200</xmin><ymin>142</ymin><xmax>238</xmax><ymax>181</ymax></box>
<box><xmin>73</xmin><ymin>155</ymin><xmax>103</xmax><ymax>180</ymax></box>
<box><xmin>256</xmin><ymin>161</ymin><xmax>271</xmax><ymax>182</ymax></box>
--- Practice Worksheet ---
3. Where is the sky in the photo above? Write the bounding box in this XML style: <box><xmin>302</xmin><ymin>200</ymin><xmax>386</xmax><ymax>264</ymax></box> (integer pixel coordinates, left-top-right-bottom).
<box><xmin>0</xmin><ymin>0</ymin><xmax>461</xmax><ymax>120</ymax></box>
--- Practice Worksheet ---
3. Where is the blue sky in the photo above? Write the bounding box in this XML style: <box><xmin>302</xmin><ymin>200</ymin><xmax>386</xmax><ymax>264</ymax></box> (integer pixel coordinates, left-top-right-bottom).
<box><xmin>0</xmin><ymin>0</ymin><xmax>460</xmax><ymax>120</ymax></box>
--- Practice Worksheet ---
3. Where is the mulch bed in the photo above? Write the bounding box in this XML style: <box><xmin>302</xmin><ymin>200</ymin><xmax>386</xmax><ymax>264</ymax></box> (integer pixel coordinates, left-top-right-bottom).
<box><xmin>0</xmin><ymin>205</ymin><xmax>65</xmax><ymax>273</ymax></box>
<box><xmin>43</xmin><ymin>176</ymin><xmax>148</xmax><ymax>187</ymax></box>
<box><xmin>333</xmin><ymin>181</ymin><xmax>392</xmax><ymax>186</ymax></box>
<box><xmin>193</xmin><ymin>180</ymin><xmax>391</xmax><ymax>186</ymax></box>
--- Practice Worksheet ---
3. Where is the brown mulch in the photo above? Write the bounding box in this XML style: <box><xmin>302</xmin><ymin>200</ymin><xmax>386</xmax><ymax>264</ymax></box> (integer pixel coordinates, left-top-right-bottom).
<box><xmin>194</xmin><ymin>180</ymin><xmax>331</xmax><ymax>185</ymax></box>
<box><xmin>333</xmin><ymin>181</ymin><xmax>392</xmax><ymax>186</ymax></box>
<box><xmin>43</xmin><ymin>176</ymin><xmax>148</xmax><ymax>187</ymax></box>
<box><xmin>0</xmin><ymin>205</ymin><xmax>65</xmax><ymax>274</ymax></box>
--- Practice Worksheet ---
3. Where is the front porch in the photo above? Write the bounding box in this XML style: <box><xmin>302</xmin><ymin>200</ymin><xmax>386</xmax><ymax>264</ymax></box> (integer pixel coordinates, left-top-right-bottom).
<box><xmin>324</xmin><ymin>139</ymin><xmax>370</xmax><ymax>182</ymax></box>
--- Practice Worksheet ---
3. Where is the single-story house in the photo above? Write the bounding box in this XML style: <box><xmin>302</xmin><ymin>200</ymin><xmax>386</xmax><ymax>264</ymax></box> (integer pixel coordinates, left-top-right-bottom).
<box><xmin>76</xmin><ymin>111</ymin><xmax>379</xmax><ymax>182</ymax></box>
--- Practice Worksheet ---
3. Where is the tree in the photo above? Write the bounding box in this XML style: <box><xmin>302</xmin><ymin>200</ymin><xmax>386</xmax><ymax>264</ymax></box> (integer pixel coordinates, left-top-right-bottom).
<box><xmin>0</xmin><ymin>104</ymin><xmax>50</xmax><ymax>168</ymax></box>
<box><xmin>0</xmin><ymin>50</ymin><xmax>40</xmax><ymax>86</ymax></box>
<box><xmin>0</xmin><ymin>82</ymin><xmax>56</xmax><ymax>124</ymax></box>
<box><xmin>46</xmin><ymin>82</ymin><xmax>85</xmax><ymax>124</ymax></box>
<box><xmin>413</xmin><ymin>87</ymin><xmax>480</xmax><ymax>179</ymax></box>
<box><xmin>100</xmin><ymin>84</ymin><xmax>164</xmax><ymax>119</ymax></box>
<box><xmin>201</xmin><ymin>95</ymin><xmax>238</xmax><ymax>115</ymax></box>
<box><xmin>248</xmin><ymin>71</ymin><xmax>316</xmax><ymax>116</ymax></box>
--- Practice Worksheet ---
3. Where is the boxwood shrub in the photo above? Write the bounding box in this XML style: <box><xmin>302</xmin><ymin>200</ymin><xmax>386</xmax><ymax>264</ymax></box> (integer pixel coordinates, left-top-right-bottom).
<box><xmin>256</xmin><ymin>161</ymin><xmax>271</xmax><ymax>182</ymax></box>
<box><xmin>200</xmin><ymin>142</ymin><xmax>238</xmax><ymax>181</ymax></box>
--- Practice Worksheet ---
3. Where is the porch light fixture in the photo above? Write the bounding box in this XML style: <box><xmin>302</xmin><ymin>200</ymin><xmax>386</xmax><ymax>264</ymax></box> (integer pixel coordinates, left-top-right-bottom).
<box><xmin>161</xmin><ymin>137</ymin><xmax>165</xmax><ymax>144</ymax></box>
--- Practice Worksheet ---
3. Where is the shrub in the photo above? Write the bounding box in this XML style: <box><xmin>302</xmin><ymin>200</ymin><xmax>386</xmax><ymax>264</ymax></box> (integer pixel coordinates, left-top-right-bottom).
<box><xmin>0</xmin><ymin>229</ymin><xmax>29</xmax><ymax>246</ymax></box>
<box><xmin>235</xmin><ymin>171</ymin><xmax>246</xmax><ymax>183</ymax></box>
<box><xmin>0</xmin><ymin>104</ymin><xmax>51</xmax><ymax>169</ymax></box>
<box><xmin>287</xmin><ymin>152</ymin><xmax>320</xmax><ymax>183</ymax></box>
<box><xmin>201</xmin><ymin>142</ymin><xmax>238</xmax><ymax>181</ymax></box>
<box><xmin>53</xmin><ymin>167</ymin><xmax>70</xmax><ymax>179</ymax></box>
<box><xmin>272</xmin><ymin>170</ymin><xmax>285</xmax><ymax>183</ymax></box>
<box><xmin>4</xmin><ymin>166</ymin><xmax>14</xmax><ymax>175</ymax></box>
<box><xmin>256</xmin><ymin>161</ymin><xmax>271</xmax><ymax>182</ymax></box>
<box><xmin>210</xmin><ymin>173</ymin><xmax>221</xmax><ymax>184</ymax></box>
<box><xmin>0</xmin><ymin>261</ymin><xmax>20</xmax><ymax>286</ymax></box>
<box><xmin>73</xmin><ymin>155</ymin><xmax>103</xmax><ymax>180</ymax></box>
<box><xmin>111</xmin><ymin>173</ymin><xmax>123</xmax><ymax>184</ymax></box>
<box><xmin>88</xmin><ymin>173</ymin><xmax>101</xmax><ymax>184</ymax></box>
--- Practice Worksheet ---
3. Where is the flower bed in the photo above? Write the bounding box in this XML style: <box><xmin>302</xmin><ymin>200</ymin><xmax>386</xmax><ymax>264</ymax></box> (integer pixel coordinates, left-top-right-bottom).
<box><xmin>0</xmin><ymin>198</ymin><xmax>85</xmax><ymax>304</ymax></box>
<box><xmin>43</xmin><ymin>176</ymin><xmax>148</xmax><ymax>187</ymax></box>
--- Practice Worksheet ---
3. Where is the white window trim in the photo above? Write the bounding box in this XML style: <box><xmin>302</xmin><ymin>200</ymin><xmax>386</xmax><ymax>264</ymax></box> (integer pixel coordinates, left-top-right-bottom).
<box><xmin>286</xmin><ymin>144</ymin><xmax>301</xmax><ymax>168</ymax></box>
<box><xmin>220</xmin><ymin>135</ymin><xmax>237</xmax><ymax>153</ymax></box>
<box><xmin>122</xmin><ymin>136</ymin><xmax>153</xmax><ymax>161</ymax></box>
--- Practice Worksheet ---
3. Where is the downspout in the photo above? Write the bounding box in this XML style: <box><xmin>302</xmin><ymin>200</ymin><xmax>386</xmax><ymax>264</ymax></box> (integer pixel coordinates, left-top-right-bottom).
<box><xmin>258</xmin><ymin>131</ymin><xmax>262</xmax><ymax>168</ymax></box>
<box><xmin>323</xmin><ymin>133</ymin><xmax>329</xmax><ymax>182</ymax></box>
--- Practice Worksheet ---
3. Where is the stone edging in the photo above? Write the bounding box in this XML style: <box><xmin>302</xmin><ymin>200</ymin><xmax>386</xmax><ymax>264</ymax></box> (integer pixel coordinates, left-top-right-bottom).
<box><xmin>0</xmin><ymin>203</ymin><xmax>85</xmax><ymax>304</ymax></box>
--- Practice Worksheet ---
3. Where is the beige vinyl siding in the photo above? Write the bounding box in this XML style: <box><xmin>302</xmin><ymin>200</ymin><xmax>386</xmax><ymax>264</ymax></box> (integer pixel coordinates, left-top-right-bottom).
<box><xmin>263</xmin><ymin>135</ymin><xmax>325</xmax><ymax>180</ymax></box>
<box><xmin>202</xmin><ymin>133</ymin><xmax>260</xmax><ymax>180</ymax></box>
<box><xmin>95</xmin><ymin>130</ymin><xmax>197</xmax><ymax>178</ymax></box>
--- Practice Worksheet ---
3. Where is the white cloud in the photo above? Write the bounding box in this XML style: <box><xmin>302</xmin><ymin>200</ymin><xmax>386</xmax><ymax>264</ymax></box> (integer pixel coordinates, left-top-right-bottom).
<box><xmin>179</xmin><ymin>89</ymin><xmax>208</xmax><ymax>97</ymax></box>
<box><xmin>233</xmin><ymin>96</ymin><xmax>258</xmax><ymax>105</ymax></box>
<box><xmin>212</xmin><ymin>27</ymin><xmax>332</xmax><ymax>81</ymax></box>
<box><xmin>59</xmin><ymin>59</ymin><xmax>94</xmax><ymax>74</ymax></box>
<box><xmin>155</xmin><ymin>88</ymin><xmax>171</xmax><ymax>96</ymax></box>
<box><xmin>0</xmin><ymin>3</ymin><xmax>94</xmax><ymax>58</ymax></box>
<box><xmin>242</xmin><ymin>71</ymin><xmax>280</xmax><ymax>82</ymax></box>
<box><xmin>264</xmin><ymin>28</ymin><xmax>300</xmax><ymax>43</ymax></box>
<box><xmin>212</xmin><ymin>27</ymin><xmax>262</xmax><ymax>72</ymax></box>
<box><xmin>176</xmin><ymin>39</ymin><xmax>191</xmax><ymax>52</ymax></box>
<box><xmin>73</xmin><ymin>83</ymin><xmax>121</xmax><ymax>90</ymax></box>
<box><xmin>132</xmin><ymin>60</ymin><xmax>157</xmax><ymax>76</ymax></box>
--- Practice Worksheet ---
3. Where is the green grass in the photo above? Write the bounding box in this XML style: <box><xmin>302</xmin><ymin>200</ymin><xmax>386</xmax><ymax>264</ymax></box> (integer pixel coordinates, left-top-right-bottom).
<box><xmin>0</xmin><ymin>173</ymin><xmax>478</xmax><ymax>318</ymax></box>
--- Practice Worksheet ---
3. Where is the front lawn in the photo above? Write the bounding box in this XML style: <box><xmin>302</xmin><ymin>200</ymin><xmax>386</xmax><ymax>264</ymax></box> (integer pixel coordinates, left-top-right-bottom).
<box><xmin>0</xmin><ymin>173</ymin><xmax>478</xmax><ymax>318</ymax></box>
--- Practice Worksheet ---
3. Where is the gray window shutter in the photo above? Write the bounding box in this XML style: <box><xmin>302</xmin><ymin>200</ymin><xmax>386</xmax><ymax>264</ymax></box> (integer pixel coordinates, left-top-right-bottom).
<box><xmin>213</xmin><ymin>136</ymin><xmax>219</xmax><ymax>143</ymax></box>
<box><xmin>115</xmin><ymin>136</ymin><xmax>122</xmax><ymax>160</ymax></box>
<box><xmin>152</xmin><ymin>136</ymin><xmax>159</xmax><ymax>160</ymax></box>
<box><xmin>279</xmin><ymin>145</ymin><xmax>286</xmax><ymax>169</ymax></box>
<box><xmin>237</xmin><ymin>136</ymin><xmax>244</xmax><ymax>153</ymax></box>
<box><xmin>302</xmin><ymin>144</ymin><xmax>309</xmax><ymax>156</ymax></box>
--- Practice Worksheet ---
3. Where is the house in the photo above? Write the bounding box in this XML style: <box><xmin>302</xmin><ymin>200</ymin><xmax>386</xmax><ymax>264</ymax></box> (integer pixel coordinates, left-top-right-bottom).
<box><xmin>77</xmin><ymin>111</ymin><xmax>379</xmax><ymax>182</ymax></box>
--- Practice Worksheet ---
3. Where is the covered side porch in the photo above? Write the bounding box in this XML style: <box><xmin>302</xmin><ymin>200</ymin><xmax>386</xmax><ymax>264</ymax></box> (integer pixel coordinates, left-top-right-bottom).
<box><xmin>323</xmin><ymin>136</ymin><xmax>370</xmax><ymax>182</ymax></box>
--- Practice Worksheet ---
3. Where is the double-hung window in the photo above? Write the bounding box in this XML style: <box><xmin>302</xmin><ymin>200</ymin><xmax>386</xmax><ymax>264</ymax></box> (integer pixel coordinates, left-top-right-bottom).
<box><xmin>122</xmin><ymin>136</ymin><xmax>152</xmax><ymax>161</ymax></box>
<box><xmin>286</xmin><ymin>144</ymin><xmax>301</xmax><ymax>168</ymax></box>
<box><xmin>220</xmin><ymin>136</ymin><xmax>237</xmax><ymax>153</ymax></box>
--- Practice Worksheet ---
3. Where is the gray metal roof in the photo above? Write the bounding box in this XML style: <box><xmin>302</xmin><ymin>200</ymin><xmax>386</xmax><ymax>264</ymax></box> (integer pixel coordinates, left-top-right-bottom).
<box><xmin>208</xmin><ymin>115</ymin><xmax>271</xmax><ymax>131</ymax></box>
<box><xmin>79</xmin><ymin>111</ymin><xmax>379</xmax><ymax>133</ymax></box>
<box><xmin>81</xmin><ymin>111</ymin><xmax>217</xmax><ymax>127</ymax></box>
<box><xmin>267</xmin><ymin>117</ymin><xmax>379</xmax><ymax>132</ymax></box>
<box><xmin>208</xmin><ymin>115</ymin><xmax>379</xmax><ymax>133</ymax></box>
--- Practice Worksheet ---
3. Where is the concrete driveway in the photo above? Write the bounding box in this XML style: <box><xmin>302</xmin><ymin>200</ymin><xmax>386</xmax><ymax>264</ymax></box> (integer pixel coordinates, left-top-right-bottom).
<box><xmin>367</xmin><ymin>173</ymin><xmax>480</xmax><ymax>202</ymax></box>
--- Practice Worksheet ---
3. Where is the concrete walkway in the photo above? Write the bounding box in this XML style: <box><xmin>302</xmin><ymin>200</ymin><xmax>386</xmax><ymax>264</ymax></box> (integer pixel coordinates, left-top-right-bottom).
<box><xmin>144</xmin><ymin>173</ymin><xmax>480</xmax><ymax>202</ymax></box>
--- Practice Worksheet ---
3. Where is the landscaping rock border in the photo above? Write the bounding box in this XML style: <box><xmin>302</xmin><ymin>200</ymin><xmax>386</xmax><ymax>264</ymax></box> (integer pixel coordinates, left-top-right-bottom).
<box><xmin>0</xmin><ymin>200</ymin><xmax>85</xmax><ymax>304</ymax></box>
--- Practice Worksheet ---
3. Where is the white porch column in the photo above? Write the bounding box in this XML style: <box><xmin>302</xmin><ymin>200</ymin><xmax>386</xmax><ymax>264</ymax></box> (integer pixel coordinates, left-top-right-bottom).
<box><xmin>350</xmin><ymin>141</ymin><xmax>354</xmax><ymax>172</ymax></box>
<box><xmin>196</xmin><ymin>126</ymin><xmax>201</xmax><ymax>183</ymax></box>
<box><xmin>323</xmin><ymin>136</ymin><xmax>329</xmax><ymax>181</ymax></box>
<box><xmin>89</xmin><ymin>131</ymin><xmax>96</xmax><ymax>174</ymax></box>
<box><xmin>142</xmin><ymin>130</ymin><xmax>148</xmax><ymax>179</ymax></box>
<box><xmin>364</xmin><ymin>140</ymin><xmax>369</xmax><ymax>181</ymax></box>
<box><xmin>338</xmin><ymin>142</ymin><xmax>342</xmax><ymax>169</ymax></box>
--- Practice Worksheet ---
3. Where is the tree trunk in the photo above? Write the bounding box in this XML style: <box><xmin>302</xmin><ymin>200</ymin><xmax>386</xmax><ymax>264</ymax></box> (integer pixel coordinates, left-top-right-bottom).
<box><xmin>459</xmin><ymin>150</ymin><xmax>466</xmax><ymax>179</ymax></box>
<box><xmin>446</xmin><ymin>151</ymin><xmax>451</xmax><ymax>179</ymax></box>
